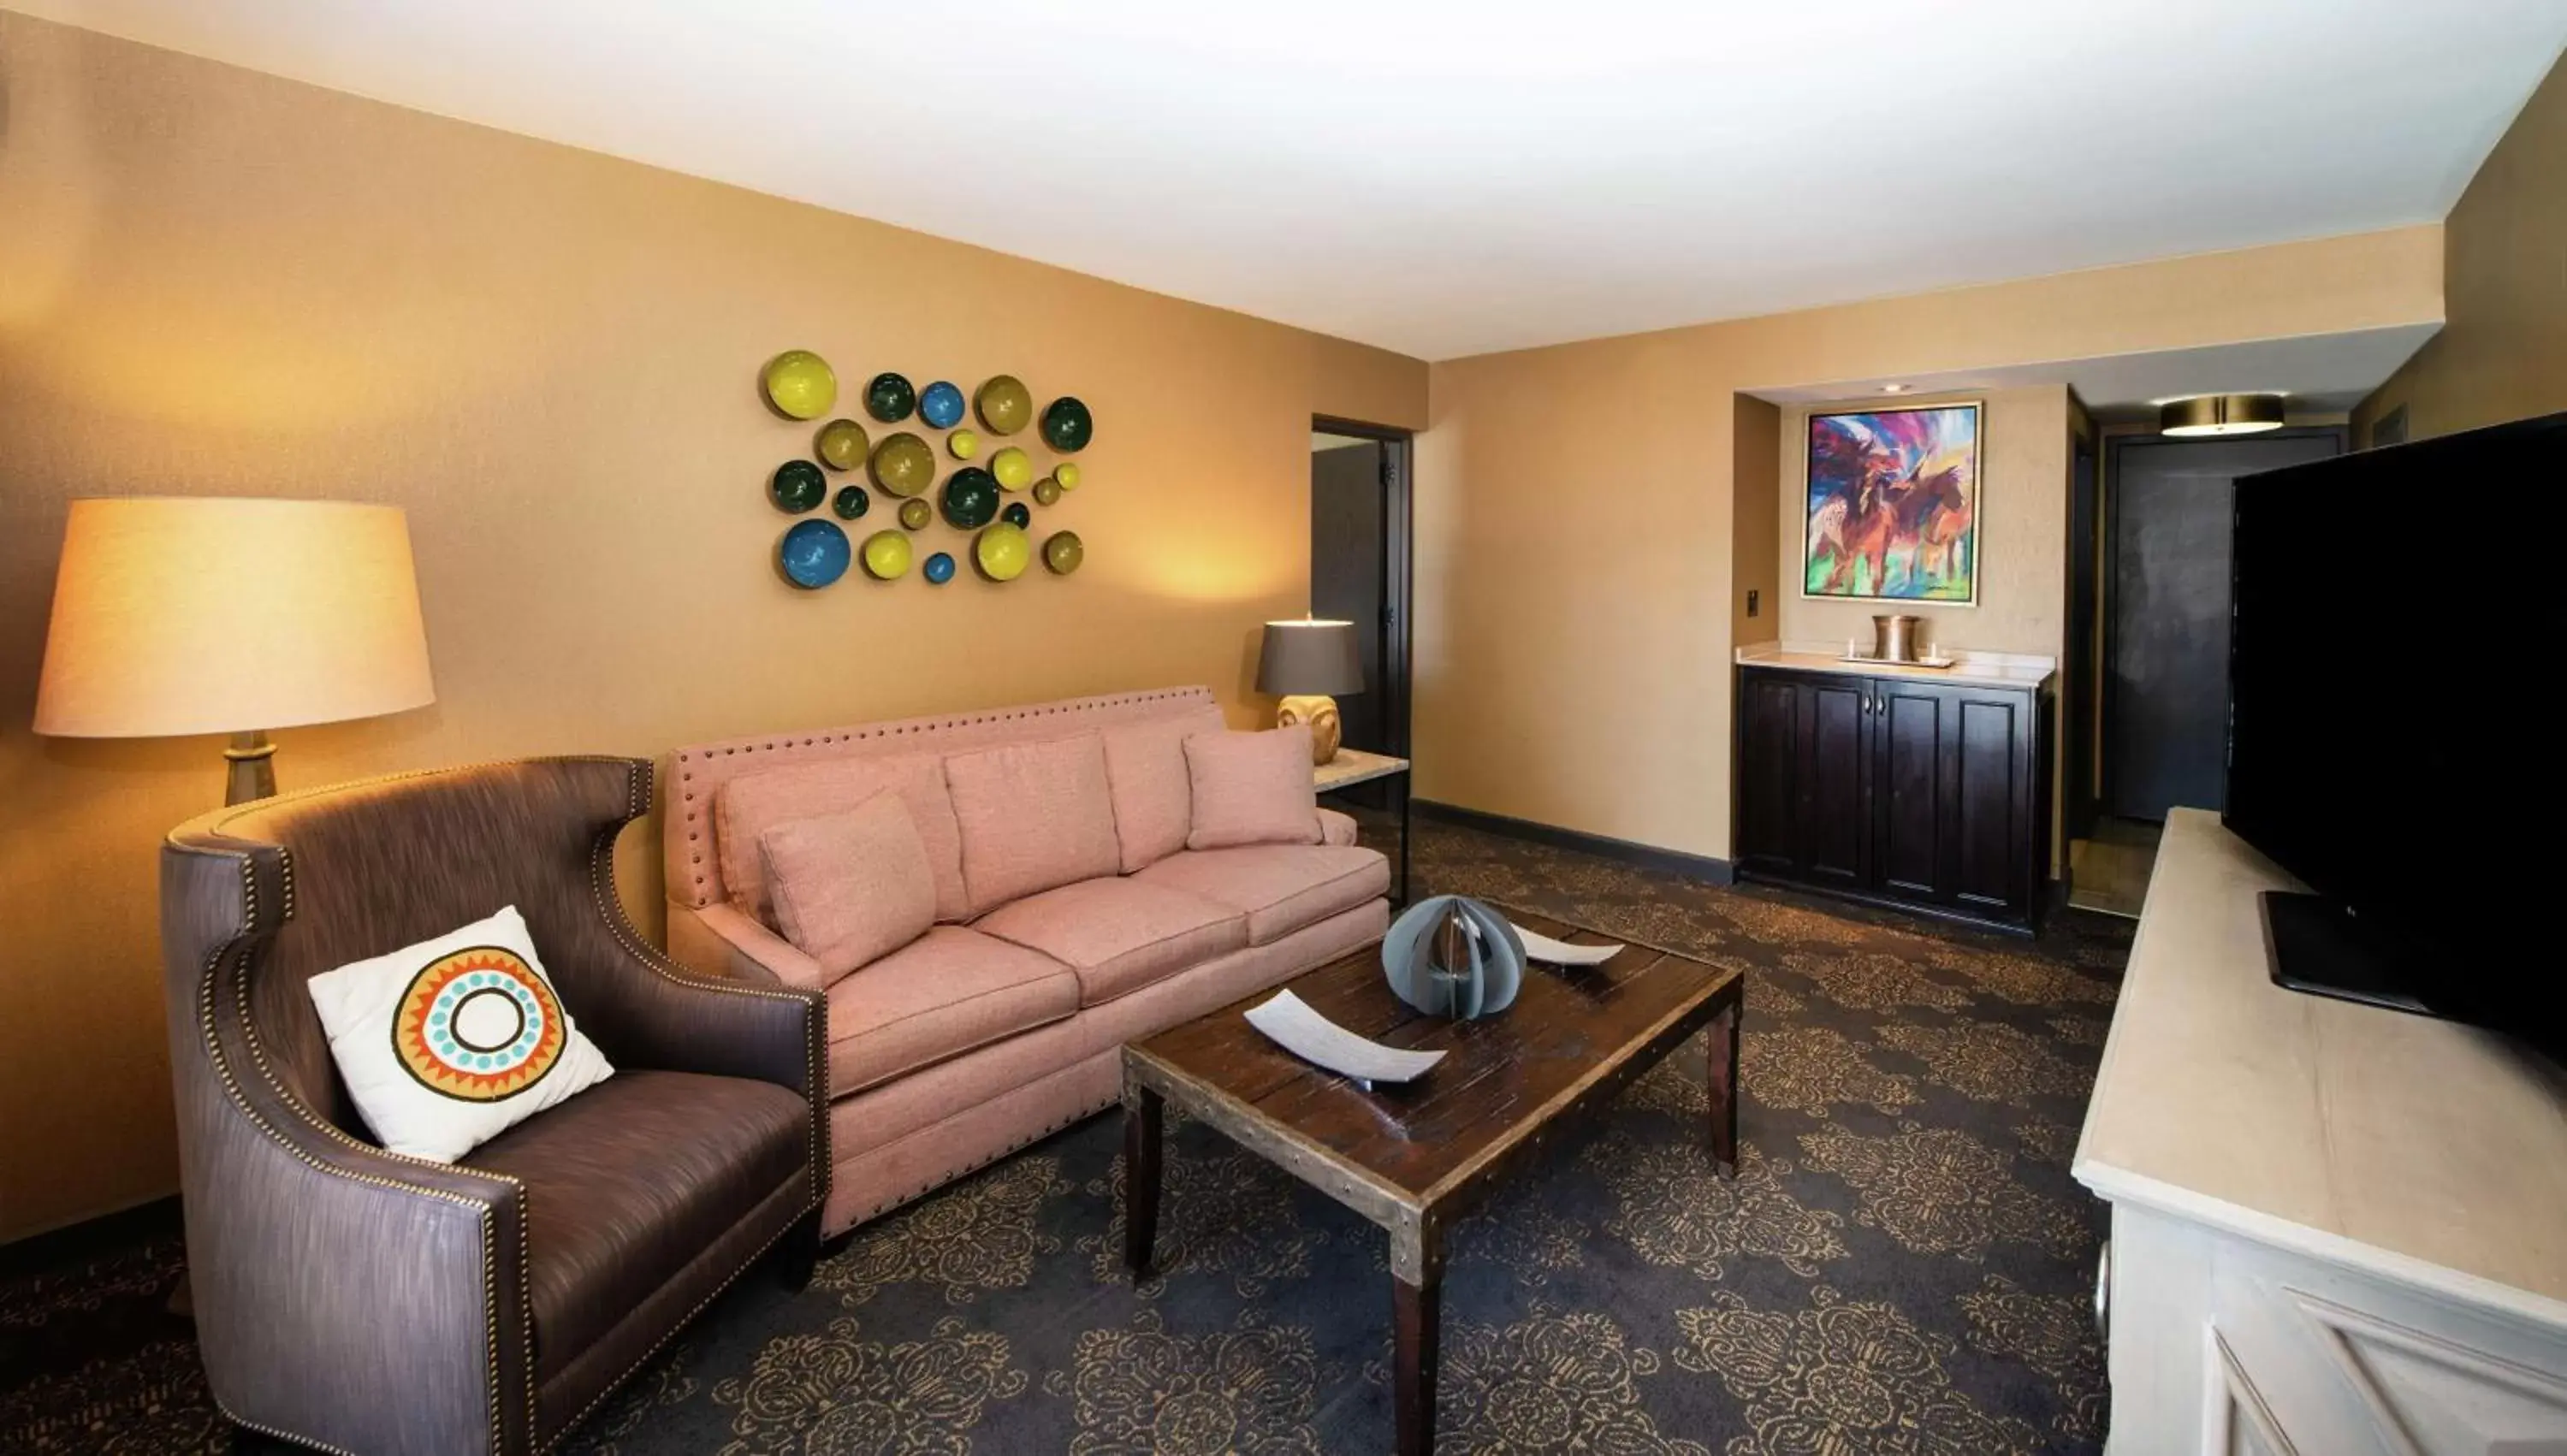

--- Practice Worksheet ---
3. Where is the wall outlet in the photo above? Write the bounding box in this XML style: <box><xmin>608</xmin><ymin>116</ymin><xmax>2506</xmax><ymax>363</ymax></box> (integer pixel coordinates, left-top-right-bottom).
<box><xmin>1746</xmin><ymin>589</ymin><xmax>1760</xmax><ymax>618</ymax></box>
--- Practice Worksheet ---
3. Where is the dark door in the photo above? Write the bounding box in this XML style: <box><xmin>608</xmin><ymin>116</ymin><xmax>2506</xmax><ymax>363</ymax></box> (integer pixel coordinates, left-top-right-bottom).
<box><xmin>2065</xmin><ymin>442</ymin><xmax>2099</xmax><ymax>841</ymax></box>
<box><xmin>2107</xmin><ymin>430</ymin><xmax>2340</xmax><ymax>820</ymax></box>
<box><xmin>1310</xmin><ymin>440</ymin><xmax>1386</xmax><ymax>755</ymax></box>
<box><xmin>1798</xmin><ymin>678</ymin><xmax>1870</xmax><ymax>889</ymax></box>
<box><xmin>1872</xmin><ymin>681</ymin><xmax>1946</xmax><ymax>901</ymax></box>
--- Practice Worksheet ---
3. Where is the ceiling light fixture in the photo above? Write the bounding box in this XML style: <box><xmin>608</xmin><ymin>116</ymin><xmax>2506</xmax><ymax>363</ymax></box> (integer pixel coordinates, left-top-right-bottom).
<box><xmin>1879</xmin><ymin>383</ymin><xmax>1911</xmax><ymax>394</ymax></box>
<box><xmin>2160</xmin><ymin>394</ymin><xmax>2286</xmax><ymax>437</ymax></box>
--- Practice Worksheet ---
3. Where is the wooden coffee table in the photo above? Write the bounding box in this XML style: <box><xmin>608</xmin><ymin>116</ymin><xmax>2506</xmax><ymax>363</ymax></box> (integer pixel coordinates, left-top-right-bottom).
<box><xmin>1120</xmin><ymin>909</ymin><xmax>1743</xmax><ymax>1456</ymax></box>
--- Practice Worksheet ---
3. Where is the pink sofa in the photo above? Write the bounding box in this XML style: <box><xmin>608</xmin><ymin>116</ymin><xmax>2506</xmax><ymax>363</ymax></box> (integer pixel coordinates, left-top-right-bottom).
<box><xmin>664</xmin><ymin>686</ymin><xmax>1390</xmax><ymax>1235</ymax></box>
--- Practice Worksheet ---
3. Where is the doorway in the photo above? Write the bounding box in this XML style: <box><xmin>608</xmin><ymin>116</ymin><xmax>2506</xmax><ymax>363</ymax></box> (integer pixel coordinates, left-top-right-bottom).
<box><xmin>2102</xmin><ymin>427</ymin><xmax>2343</xmax><ymax>821</ymax></box>
<box><xmin>1307</xmin><ymin>419</ymin><xmax>1412</xmax><ymax>763</ymax></box>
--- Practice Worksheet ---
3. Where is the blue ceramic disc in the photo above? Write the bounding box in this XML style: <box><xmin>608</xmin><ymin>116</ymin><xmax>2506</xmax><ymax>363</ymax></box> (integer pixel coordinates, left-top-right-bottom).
<box><xmin>779</xmin><ymin>519</ymin><xmax>851</xmax><ymax>589</ymax></box>
<box><xmin>923</xmin><ymin>551</ymin><xmax>957</xmax><ymax>585</ymax></box>
<box><xmin>918</xmin><ymin>380</ymin><xmax>965</xmax><ymax>429</ymax></box>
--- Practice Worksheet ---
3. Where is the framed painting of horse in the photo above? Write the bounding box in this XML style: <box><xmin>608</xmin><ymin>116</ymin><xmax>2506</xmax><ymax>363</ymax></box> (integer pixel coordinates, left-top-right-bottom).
<box><xmin>1802</xmin><ymin>402</ymin><xmax>1981</xmax><ymax>604</ymax></box>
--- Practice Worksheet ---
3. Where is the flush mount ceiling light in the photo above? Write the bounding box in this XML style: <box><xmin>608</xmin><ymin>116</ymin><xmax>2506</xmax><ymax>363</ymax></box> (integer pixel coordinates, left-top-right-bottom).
<box><xmin>1879</xmin><ymin>383</ymin><xmax>1911</xmax><ymax>394</ymax></box>
<box><xmin>2160</xmin><ymin>394</ymin><xmax>2287</xmax><ymax>437</ymax></box>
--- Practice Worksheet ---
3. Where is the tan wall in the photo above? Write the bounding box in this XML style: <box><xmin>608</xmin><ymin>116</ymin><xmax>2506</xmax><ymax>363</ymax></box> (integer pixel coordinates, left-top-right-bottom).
<box><xmin>0</xmin><ymin>15</ymin><xmax>1425</xmax><ymax>1242</ymax></box>
<box><xmin>1414</xmin><ymin>228</ymin><xmax>2440</xmax><ymax>867</ymax></box>
<box><xmin>2357</xmin><ymin>56</ymin><xmax>2567</xmax><ymax>443</ymax></box>
<box><xmin>1776</xmin><ymin>387</ymin><xmax>2069</xmax><ymax>660</ymax></box>
<box><xmin>1728</xmin><ymin>396</ymin><xmax>1781</xmax><ymax>649</ymax></box>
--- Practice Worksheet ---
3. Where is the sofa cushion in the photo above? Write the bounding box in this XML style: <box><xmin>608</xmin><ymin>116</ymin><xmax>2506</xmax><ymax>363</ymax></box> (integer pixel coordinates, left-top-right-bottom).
<box><xmin>1100</xmin><ymin>706</ymin><xmax>1229</xmax><ymax>873</ymax></box>
<box><xmin>465</xmin><ymin>1068</ymin><xmax>806</xmax><ymax>1375</ymax></box>
<box><xmin>1183</xmin><ymin>726</ymin><xmax>1323</xmax><ymax>851</ymax></box>
<box><xmin>975</xmin><ymin>877</ymin><xmax>1248</xmax><ymax>1008</ymax></box>
<box><xmin>824</xmin><ymin>926</ymin><xmax>1079</xmax><ymax>1095</ymax></box>
<box><xmin>943</xmin><ymin>733</ymin><xmax>1123</xmax><ymax>916</ymax></box>
<box><xmin>758</xmin><ymin>790</ymin><xmax>935</xmax><ymax>986</ymax></box>
<box><xmin>719</xmin><ymin>753</ymin><xmax>969</xmax><ymax>926</ymax></box>
<box><xmin>1132</xmin><ymin>843</ymin><xmax>1391</xmax><ymax>945</ymax></box>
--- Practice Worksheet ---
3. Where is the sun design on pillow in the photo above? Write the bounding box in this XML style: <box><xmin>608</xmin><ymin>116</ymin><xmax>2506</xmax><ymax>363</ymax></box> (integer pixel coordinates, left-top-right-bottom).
<box><xmin>390</xmin><ymin>947</ymin><xmax>567</xmax><ymax>1102</ymax></box>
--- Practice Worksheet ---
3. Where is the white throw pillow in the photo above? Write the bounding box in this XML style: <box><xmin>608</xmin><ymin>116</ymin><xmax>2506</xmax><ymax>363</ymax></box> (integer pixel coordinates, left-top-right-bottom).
<box><xmin>305</xmin><ymin>905</ymin><xmax>614</xmax><ymax>1163</ymax></box>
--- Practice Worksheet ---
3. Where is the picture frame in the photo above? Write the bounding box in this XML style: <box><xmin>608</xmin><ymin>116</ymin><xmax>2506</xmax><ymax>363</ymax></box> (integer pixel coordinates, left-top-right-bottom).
<box><xmin>1800</xmin><ymin>401</ymin><xmax>1982</xmax><ymax>606</ymax></box>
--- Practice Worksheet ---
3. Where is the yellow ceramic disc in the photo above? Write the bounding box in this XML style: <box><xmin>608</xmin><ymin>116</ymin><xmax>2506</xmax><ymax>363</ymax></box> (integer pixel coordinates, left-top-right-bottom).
<box><xmin>861</xmin><ymin>530</ymin><xmax>912</xmax><ymax>580</ymax></box>
<box><xmin>975</xmin><ymin>522</ymin><xmax>1030</xmax><ymax>582</ymax></box>
<box><xmin>975</xmin><ymin>375</ymin><xmax>1033</xmax><ymax>435</ymax></box>
<box><xmin>989</xmin><ymin>447</ymin><xmax>1034</xmax><ymax>491</ymax></box>
<box><xmin>948</xmin><ymin>428</ymin><xmax>981</xmax><ymax>459</ymax></box>
<box><xmin>763</xmin><ymin>350</ymin><xmax>837</xmax><ymax>420</ymax></box>
<box><xmin>898</xmin><ymin>497</ymin><xmax>933</xmax><ymax>530</ymax></box>
<box><xmin>1052</xmin><ymin>462</ymin><xmax>1082</xmax><ymax>492</ymax></box>
<box><xmin>869</xmin><ymin>432</ymin><xmax>935</xmax><ymax>497</ymax></box>
<box><xmin>815</xmin><ymin>418</ymin><xmax>869</xmax><ymax>471</ymax></box>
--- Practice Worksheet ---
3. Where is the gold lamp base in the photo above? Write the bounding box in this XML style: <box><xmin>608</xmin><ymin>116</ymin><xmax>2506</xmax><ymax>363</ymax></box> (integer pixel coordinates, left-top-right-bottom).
<box><xmin>223</xmin><ymin>730</ymin><xmax>277</xmax><ymax>807</ymax></box>
<box><xmin>1275</xmin><ymin>694</ymin><xmax>1342</xmax><ymax>764</ymax></box>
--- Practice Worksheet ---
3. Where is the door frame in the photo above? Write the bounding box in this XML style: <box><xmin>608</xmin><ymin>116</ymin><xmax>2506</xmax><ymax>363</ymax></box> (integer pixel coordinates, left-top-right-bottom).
<box><xmin>2100</xmin><ymin>425</ymin><xmax>2344</xmax><ymax>820</ymax></box>
<box><xmin>1311</xmin><ymin>415</ymin><xmax>1414</xmax><ymax>759</ymax></box>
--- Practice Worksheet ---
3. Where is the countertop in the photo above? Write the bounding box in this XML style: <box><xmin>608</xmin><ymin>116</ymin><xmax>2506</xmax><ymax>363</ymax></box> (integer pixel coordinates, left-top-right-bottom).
<box><xmin>2072</xmin><ymin>808</ymin><xmax>2567</xmax><ymax>1323</ymax></box>
<box><xmin>1734</xmin><ymin>641</ymin><xmax>2056</xmax><ymax>690</ymax></box>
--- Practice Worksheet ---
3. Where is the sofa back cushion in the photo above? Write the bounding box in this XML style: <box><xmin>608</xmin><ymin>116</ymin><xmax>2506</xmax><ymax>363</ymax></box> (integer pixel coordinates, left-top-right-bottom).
<box><xmin>944</xmin><ymin>732</ymin><xmax>1122</xmax><ymax>915</ymax></box>
<box><xmin>1100</xmin><ymin>705</ymin><xmax>1229</xmax><ymax>873</ymax></box>
<box><xmin>757</xmin><ymin>791</ymin><xmax>937</xmax><ymax>985</ymax></box>
<box><xmin>1184</xmin><ymin>725</ymin><xmax>1323</xmax><ymax>850</ymax></box>
<box><xmin>718</xmin><ymin>753</ymin><xmax>969</xmax><ymax>926</ymax></box>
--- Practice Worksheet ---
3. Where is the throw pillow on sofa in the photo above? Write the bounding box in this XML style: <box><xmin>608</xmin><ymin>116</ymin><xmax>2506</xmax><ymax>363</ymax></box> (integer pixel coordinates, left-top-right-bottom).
<box><xmin>1183</xmin><ymin>725</ymin><xmax>1323</xmax><ymax>850</ymax></box>
<box><xmin>1099</xmin><ymin>706</ymin><xmax>1229</xmax><ymax>873</ymax></box>
<box><xmin>944</xmin><ymin>731</ymin><xmax>1123</xmax><ymax>915</ymax></box>
<box><xmin>758</xmin><ymin>789</ymin><xmax>936</xmax><ymax>984</ymax></box>
<box><xmin>716</xmin><ymin>752</ymin><xmax>970</xmax><ymax>926</ymax></box>
<box><xmin>305</xmin><ymin>905</ymin><xmax>614</xmax><ymax>1163</ymax></box>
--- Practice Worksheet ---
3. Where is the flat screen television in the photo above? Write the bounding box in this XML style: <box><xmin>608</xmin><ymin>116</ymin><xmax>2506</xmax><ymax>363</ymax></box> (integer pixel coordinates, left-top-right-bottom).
<box><xmin>2226</xmin><ymin>409</ymin><xmax>2566</xmax><ymax>1062</ymax></box>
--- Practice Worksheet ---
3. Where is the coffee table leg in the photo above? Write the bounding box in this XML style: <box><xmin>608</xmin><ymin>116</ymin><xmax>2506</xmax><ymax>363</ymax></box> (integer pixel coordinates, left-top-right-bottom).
<box><xmin>1123</xmin><ymin>1085</ymin><xmax>1163</xmax><ymax>1279</ymax></box>
<box><xmin>1393</xmin><ymin>1271</ymin><xmax>1440</xmax><ymax>1456</ymax></box>
<box><xmin>1705</xmin><ymin>992</ymin><xmax>1740</xmax><ymax>1180</ymax></box>
<box><xmin>1390</xmin><ymin>1218</ymin><xmax>1444</xmax><ymax>1456</ymax></box>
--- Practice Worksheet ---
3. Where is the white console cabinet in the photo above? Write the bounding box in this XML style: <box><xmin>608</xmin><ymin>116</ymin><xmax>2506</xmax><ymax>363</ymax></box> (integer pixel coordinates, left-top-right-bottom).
<box><xmin>2073</xmin><ymin>810</ymin><xmax>2567</xmax><ymax>1454</ymax></box>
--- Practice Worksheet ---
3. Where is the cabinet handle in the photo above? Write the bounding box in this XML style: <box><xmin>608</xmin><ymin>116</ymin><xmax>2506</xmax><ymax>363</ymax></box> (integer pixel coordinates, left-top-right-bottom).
<box><xmin>2092</xmin><ymin>1239</ymin><xmax>2111</xmax><ymax>1343</ymax></box>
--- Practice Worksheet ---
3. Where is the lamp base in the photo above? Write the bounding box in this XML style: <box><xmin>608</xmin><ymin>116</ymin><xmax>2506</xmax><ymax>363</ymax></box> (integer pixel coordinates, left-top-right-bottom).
<box><xmin>1275</xmin><ymin>695</ymin><xmax>1342</xmax><ymax>764</ymax></box>
<box><xmin>223</xmin><ymin>730</ymin><xmax>277</xmax><ymax>807</ymax></box>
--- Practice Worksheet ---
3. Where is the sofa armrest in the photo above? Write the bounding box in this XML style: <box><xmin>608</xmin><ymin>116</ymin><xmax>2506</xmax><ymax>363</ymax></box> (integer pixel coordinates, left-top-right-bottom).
<box><xmin>1317</xmin><ymin>808</ymin><xmax>1360</xmax><ymax>848</ymax></box>
<box><xmin>670</xmin><ymin>899</ymin><xmax>831</xmax><ymax>991</ymax></box>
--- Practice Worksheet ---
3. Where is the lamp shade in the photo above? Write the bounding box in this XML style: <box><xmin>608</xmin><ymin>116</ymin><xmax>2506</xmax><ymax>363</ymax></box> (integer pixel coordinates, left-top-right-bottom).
<box><xmin>1255</xmin><ymin>619</ymin><xmax>1364</xmax><ymax>696</ymax></box>
<box><xmin>34</xmin><ymin>498</ymin><xmax>436</xmax><ymax>738</ymax></box>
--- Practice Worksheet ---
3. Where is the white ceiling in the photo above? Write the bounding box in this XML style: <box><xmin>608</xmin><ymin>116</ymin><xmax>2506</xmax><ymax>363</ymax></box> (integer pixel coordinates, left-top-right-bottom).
<box><xmin>15</xmin><ymin>2</ymin><xmax>2566</xmax><ymax>361</ymax></box>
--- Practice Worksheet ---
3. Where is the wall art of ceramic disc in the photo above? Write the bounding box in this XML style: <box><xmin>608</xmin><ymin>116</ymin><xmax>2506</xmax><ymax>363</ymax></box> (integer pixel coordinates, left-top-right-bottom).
<box><xmin>770</xmin><ymin>459</ymin><xmax>827</xmax><ymax>513</ymax></box>
<box><xmin>1040</xmin><ymin>396</ymin><xmax>1094</xmax><ymax>453</ymax></box>
<box><xmin>762</xmin><ymin>350</ymin><xmax>836</xmax><ymax>420</ymax></box>
<box><xmin>779</xmin><ymin>518</ymin><xmax>852</xmax><ymax>589</ymax></box>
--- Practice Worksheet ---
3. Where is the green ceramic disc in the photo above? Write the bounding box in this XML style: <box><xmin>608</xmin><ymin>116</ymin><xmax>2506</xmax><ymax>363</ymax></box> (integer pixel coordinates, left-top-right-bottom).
<box><xmin>770</xmin><ymin>459</ymin><xmax>826</xmax><ymax>513</ymax></box>
<box><xmin>1001</xmin><ymin>500</ymin><xmax>1031</xmax><ymax>530</ymax></box>
<box><xmin>941</xmin><ymin>466</ymin><xmax>999</xmax><ymax>530</ymax></box>
<box><xmin>975</xmin><ymin>375</ymin><xmax>1033</xmax><ymax>435</ymax></box>
<box><xmin>833</xmin><ymin>484</ymin><xmax>870</xmax><ymax>520</ymax></box>
<box><xmin>1042</xmin><ymin>530</ymin><xmax>1084</xmax><ymax>575</ymax></box>
<box><xmin>1040</xmin><ymin>396</ymin><xmax>1093</xmax><ymax>453</ymax></box>
<box><xmin>864</xmin><ymin>372</ymin><xmax>916</xmax><ymax>423</ymax></box>
<box><xmin>869</xmin><ymin>432</ymin><xmax>935</xmax><ymax>497</ymax></box>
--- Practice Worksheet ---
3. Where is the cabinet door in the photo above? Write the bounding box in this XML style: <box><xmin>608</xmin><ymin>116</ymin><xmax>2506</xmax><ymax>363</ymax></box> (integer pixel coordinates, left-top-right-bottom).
<box><xmin>1872</xmin><ymin>683</ymin><xmax>1949</xmax><ymax>903</ymax></box>
<box><xmin>1734</xmin><ymin>673</ymin><xmax>1802</xmax><ymax>873</ymax></box>
<box><xmin>1797</xmin><ymin>678</ymin><xmax>1870</xmax><ymax>888</ymax></box>
<box><xmin>1949</xmin><ymin>688</ymin><xmax>2037</xmax><ymax>920</ymax></box>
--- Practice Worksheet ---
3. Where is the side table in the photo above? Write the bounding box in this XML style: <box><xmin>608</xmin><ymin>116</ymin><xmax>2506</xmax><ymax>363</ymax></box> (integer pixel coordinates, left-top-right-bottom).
<box><xmin>1315</xmin><ymin>747</ymin><xmax>1411</xmax><ymax>906</ymax></box>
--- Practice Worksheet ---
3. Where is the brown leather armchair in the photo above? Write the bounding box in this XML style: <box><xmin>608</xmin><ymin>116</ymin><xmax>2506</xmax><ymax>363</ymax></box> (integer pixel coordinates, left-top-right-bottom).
<box><xmin>160</xmin><ymin>756</ymin><xmax>827</xmax><ymax>1455</ymax></box>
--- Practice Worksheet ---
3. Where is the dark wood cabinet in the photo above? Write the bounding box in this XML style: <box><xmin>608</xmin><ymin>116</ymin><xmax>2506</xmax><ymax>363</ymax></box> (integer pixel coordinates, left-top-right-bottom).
<box><xmin>1734</xmin><ymin>665</ymin><xmax>2052</xmax><ymax>932</ymax></box>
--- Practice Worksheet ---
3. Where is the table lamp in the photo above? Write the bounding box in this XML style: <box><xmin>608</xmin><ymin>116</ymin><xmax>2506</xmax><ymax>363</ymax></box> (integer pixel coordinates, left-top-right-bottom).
<box><xmin>1256</xmin><ymin>619</ymin><xmax>1363</xmax><ymax>765</ymax></box>
<box><xmin>34</xmin><ymin>498</ymin><xmax>437</xmax><ymax>805</ymax></box>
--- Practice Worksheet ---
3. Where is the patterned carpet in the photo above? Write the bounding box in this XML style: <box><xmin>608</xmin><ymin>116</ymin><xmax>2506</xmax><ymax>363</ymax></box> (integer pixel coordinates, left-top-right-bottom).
<box><xmin>0</xmin><ymin>817</ymin><xmax>2128</xmax><ymax>1454</ymax></box>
